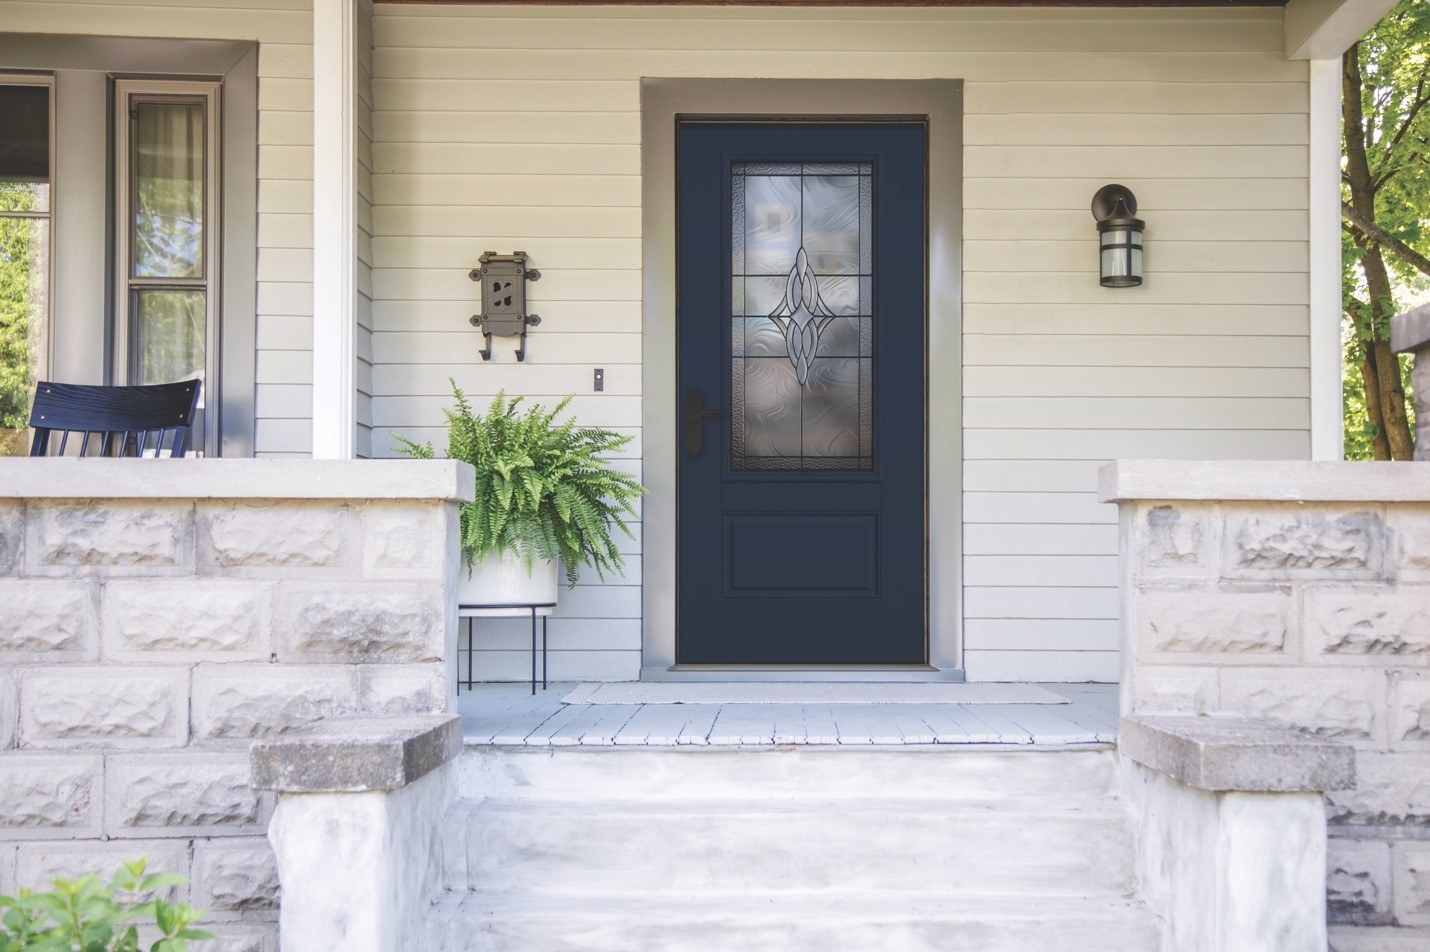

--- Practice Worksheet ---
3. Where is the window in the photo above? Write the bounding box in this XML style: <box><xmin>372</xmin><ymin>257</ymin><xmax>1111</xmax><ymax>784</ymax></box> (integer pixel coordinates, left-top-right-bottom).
<box><xmin>114</xmin><ymin>80</ymin><xmax>221</xmax><ymax>454</ymax></box>
<box><xmin>0</xmin><ymin>75</ymin><xmax>53</xmax><ymax>456</ymax></box>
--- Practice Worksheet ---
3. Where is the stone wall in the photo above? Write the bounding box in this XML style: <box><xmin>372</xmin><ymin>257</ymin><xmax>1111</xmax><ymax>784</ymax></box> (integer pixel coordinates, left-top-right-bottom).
<box><xmin>0</xmin><ymin>460</ymin><xmax>467</xmax><ymax>952</ymax></box>
<box><xmin>1102</xmin><ymin>461</ymin><xmax>1430</xmax><ymax>952</ymax></box>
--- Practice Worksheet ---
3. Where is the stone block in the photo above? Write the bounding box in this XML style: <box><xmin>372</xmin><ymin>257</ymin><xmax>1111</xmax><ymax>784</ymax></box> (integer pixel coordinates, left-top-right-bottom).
<box><xmin>0</xmin><ymin>844</ymin><xmax>16</xmax><ymax>896</ymax></box>
<box><xmin>19</xmin><ymin>668</ymin><xmax>187</xmax><ymax>748</ymax></box>
<box><xmin>0</xmin><ymin>673</ymin><xmax>14</xmax><ymax>751</ymax></box>
<box><xmin>0</xmin><ymin>580</ymin><xmax>97</xmax><ymax>661</ymax></box>
<box><xmin>1391</xmin><ymin>671</ymin><xmax>1430</xmax><ymax>750</ymax></box>
<box><xmin>26</xmin><ymin>502</ymin><xmax>194</xmax><ymax>575</ymax></box>
<box><xmin>0</xmin><ymin>502</ymin><xmax>22</xmax><ymax>576</ymax></box>
<box><xmin>16</xmin><ymin>839</ymin><xmax>188</xmax><ymax>900</ymax></box>
<box><xmin>0</xmin><ymin>755</ymin><xmax>100</xmax><ymax>837</ymax></box>
<box><xmin>1306</xmin><ymin>586</ymin><xmax>1430</xmax><ymax>659</ymax></box>
<box><xmin>1137</xmin><ymin>504</ymin><xmax>1217</xmax><ymax>578</ymax></box>
<box><xmin>358</xmin><ymin>664</ymin><xmax>445</xmax><ymax>716</ymax></box>
<box><xmin>202</xmin><ymin>501</ymin><xmax>352</xmax><ymax>569</ymax></box>
<box><xmin>1224</xmin><ymin>508</ymin><xmax>1384</xmax><ymax>579</ymax></box>
<box><xmin>1137</xmin><ymin>584</ymin><xmax>1291</xmax><ymax>656</ymax></box>
<box><xmin>192</xmin><ymin>838</ymin><xmax>280</xmax><ymax>918</ymax></box>
<box><xmin>1388</xmin><ymin>506</ymin><xmax>1430</xmax><ymax>579</ymax></box>
<box><xmin>276</xmin><ymin>582</ymin><xmax>442</xmax><ymax>662</ymax></box>
<box><xmin>251</xmin><ymin>715</ymin><xmax>459</xmax><ymax>792</ymax></box>
<box><xmin>1130</xmin><ymin>667</ymin><xmax>1219</xmax><ymax>715</ymax></box>
<box><xmin>194</xmin><ymin>924</ymin><xmax>278</xmax><ymax>952</ymax></box>
<box><xmin>102</xmin><ymin>579</ymin><xmax>272</xmax><ymax>660</ymax></box>
<box><xmin>192</xmin><ymin>665</ymin><xmax>359</xmax><ymax>742</ymax></box>
<box><xmin>1327</xmin><ymin>753</ymin><xmax>1430</xmax><ymax>827</ymax></box>
<box><xmin>106</xmin><ymin>754</ymin><xmax>265</xmax><ymax>837</ymax></box>
<box><xmin>1220</xmin><ymin>668</ymin><xmax>1383</xmax><ymax>745</ymax></box>
<box><xmin>1120</xmin><ymin>715</ymin><xmax>1354</xmax><ymax>792</ymax></box>
<box><xmin>1330</xmin><ymin>925</ymin><xmax>1430</xmax><ymax>952</ymax></box>
<box><xmin>361</xmin><ymin>502</ymin><xmax>446</xmax><ymax>579</ymax></box>
<box><xmin>1327</xmin><ymin>839</ymin><xmax>1392</xmax><ymax>920</ymax></box>
<box><xmin>1395</xmin><ymin>843</ymin><xmax>1430</xmax><ymax>926</ymax></box>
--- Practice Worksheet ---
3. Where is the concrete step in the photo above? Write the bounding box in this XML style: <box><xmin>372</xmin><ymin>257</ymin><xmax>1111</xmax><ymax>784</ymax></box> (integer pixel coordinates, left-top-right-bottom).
<box><xmin>423</xmin><ymin>890</ymin><xmax>1164</xmax><ymax>952</ymax></box>
<box><xmin>455</xmin><ymin>744</ymin><xmax>1118</xmax><ymax>802</ymax></box>
<box><xmin>446</xmin><ymin>797</ymin><xmax>1135</xmax><ymax>896</ymax></box>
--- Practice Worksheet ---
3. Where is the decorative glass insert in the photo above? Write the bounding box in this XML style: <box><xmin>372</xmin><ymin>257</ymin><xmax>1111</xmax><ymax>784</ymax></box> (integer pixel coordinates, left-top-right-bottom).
<box><xmin>731</xmin><ymin>161</ymin><xmax>872</xmax><ymax>471</ymax></box>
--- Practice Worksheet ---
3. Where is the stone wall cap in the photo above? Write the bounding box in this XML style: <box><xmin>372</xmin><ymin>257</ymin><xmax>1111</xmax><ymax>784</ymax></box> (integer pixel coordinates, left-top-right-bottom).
<box><xmin>1392</xmin><ymin>302</ymin><xmax>1430</xmax><ymax>354</ymax></box>
<box><xmin>1120</xmin><ymin>714</ymin><xmax>1355</xmax><ymax>793</ymax></box>
<box><xmin>0</xmin><ymin>459</ymin><xmax>475</xmax><ymax>503</ymax></box>
<box><xmin>251</xmin><ymin>714</ymin><xmax>461</xmax><ymax>793</ymax></box>
<box><xmin>1098</xmin><ymin>459</ymin><xmax>1430</xmax><ymax>504</ymax></box>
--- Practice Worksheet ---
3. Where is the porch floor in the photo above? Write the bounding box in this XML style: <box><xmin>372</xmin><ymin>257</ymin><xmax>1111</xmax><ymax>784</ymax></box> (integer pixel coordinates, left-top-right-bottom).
<box><xmin>457</xmin><ymin>682</ymin><xmax>1119</xmax><ymax>747</ymax></box>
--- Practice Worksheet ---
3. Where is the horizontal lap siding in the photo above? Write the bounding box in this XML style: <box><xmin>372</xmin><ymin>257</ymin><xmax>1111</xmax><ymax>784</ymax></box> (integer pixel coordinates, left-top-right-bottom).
<box><xmin>0</xmin><ymin>0</ymin><xmax>316</xmax><ymax>458</ymax></box>
<box><xmin>370</xmin><ymin>5</ymin><xmax>1307</xmax><ymax>683</ymax></box>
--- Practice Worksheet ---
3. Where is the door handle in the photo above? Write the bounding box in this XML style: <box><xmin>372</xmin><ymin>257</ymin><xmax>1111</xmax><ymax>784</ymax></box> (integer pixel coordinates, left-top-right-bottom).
<box><xmin>684</xmin><ymin>388</ymin><xmax>724</xmax><ymax>458</ymax></box>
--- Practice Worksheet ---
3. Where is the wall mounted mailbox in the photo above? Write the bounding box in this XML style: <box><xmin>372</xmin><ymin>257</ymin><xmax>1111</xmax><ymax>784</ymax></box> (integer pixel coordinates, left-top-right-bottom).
<box><xmin>469</xmin><ymin>251</ymin><xmax>541</xmax><ymax>361</ymax></box>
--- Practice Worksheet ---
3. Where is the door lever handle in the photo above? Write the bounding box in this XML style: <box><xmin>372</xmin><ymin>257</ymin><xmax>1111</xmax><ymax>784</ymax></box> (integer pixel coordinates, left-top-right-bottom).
<box><xmin>683</xmin><ymin>388</ymin><xmax>723</xmax><ymax>458</ymax></box>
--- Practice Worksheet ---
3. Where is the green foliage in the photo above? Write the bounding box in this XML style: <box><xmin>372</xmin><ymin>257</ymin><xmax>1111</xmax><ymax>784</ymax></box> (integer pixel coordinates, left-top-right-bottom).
<box><xmin>1342</xmin><ymin>0</ymin><xmax>1429</xmax><ymax>456</ymax></box>
<box><xmin>396</xmin><ymin>383</ymin><xmax>645</xmax><ymax>586</ymax></box>
<box><xmin>0</xmin><ymin>858</ymin><xmax>212</xmax><ymax>952</ymax></box>
<box><xmin>1344</xmin><ymin>0</ymin><xmax>1430</xmax><ymax>290</ymax></box>
<box><xmin>0</xmin><ymin>182</ymin><xmax>45</xmax><ymax>432</ymax></box>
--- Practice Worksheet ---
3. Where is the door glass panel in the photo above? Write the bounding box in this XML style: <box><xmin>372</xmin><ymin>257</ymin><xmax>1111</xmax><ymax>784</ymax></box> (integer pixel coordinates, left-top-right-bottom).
<box><xmin>731</xmin><ymin>161</ymin><xmax>872</xmax><ymax>471</ymax></box>
<box><xmin>132</xmin><ymin>289</ymin><xmax>205</xmax><ymax>386</ymax></box>
<box><xmin>132</xmin><ymin>101</ymin><xmax>205</xmax><ymax>279</ymax></box>
<box><xmin>0</xmin><ymin>81</ymin><xmax>50</xmax><ymax>455</ymax></box>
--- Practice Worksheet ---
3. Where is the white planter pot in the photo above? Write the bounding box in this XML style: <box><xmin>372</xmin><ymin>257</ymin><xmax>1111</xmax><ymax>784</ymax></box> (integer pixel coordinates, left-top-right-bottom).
<box><xmin>457</xmin><ymin>549</ymin><xmax>559</xmax><ymax>616</ymax></box>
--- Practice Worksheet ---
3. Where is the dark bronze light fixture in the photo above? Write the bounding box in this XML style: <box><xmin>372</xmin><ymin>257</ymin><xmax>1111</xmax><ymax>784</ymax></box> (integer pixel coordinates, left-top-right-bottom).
<box><xmin>1091</xmin><ymin>185</ymin><xmax>1144</xmax><ymax>288</ymax></box>
<box><xmin>469</xmin><ymin>251</ymin><xmax>541</xmax><ymax>361</ymax></box>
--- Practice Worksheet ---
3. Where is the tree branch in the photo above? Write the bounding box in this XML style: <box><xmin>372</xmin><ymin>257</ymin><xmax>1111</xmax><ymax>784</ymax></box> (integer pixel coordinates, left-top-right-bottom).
<box><xmin>1342</xmin><ymin>201</ymin><xmax>1430</xmax><ymax>277</ymax></box>
<box><xmin>1376</xmin><ymin>70</ymin><xmax>1430</xmax><ymax>174</ymax></box>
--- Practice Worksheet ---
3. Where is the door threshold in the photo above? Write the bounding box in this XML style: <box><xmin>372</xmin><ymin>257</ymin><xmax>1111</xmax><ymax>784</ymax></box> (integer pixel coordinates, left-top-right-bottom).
<box><xmin>642</xmin><ymin>665</ymin><xmax>966</xmax><ymax>683</ymax></box>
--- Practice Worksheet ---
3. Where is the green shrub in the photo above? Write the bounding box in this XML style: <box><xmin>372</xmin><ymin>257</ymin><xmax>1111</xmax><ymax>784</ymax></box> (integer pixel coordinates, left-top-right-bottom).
<box><xmin>0</xmin><ymin>858</ymin><xmax>212</xmax><ymax>952</ymax></box>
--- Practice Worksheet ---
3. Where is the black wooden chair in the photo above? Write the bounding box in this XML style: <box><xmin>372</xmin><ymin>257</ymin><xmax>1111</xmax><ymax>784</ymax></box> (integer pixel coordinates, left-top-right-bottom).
<box><xmin>28</xmin><ymin>380</ymin><xmax>202</xmax><ymax>458</ymax></box>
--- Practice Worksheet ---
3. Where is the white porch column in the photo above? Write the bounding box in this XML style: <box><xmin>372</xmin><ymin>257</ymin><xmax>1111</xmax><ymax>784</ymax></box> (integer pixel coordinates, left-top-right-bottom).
<box><xmin>312</xmin><ymin>0</ymin><xmax>358</xmax><ymax>459</ymax></box>
<box><xmin>1308</xmin><ymin>57</ymin><xmax>1343</xmax><ymax>461</ymax></box>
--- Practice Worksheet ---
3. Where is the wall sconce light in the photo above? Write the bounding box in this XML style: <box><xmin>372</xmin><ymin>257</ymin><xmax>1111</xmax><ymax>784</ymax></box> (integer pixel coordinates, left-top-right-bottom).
<box><xmin>469</xmin><ymin>251</ymin><xmax>542</xmax><ymax>361</ymax></box>
<box><xmin>1091</xmin><ymin>185</ymin><xmax>1144</xmax><ymax>288</ymax></box>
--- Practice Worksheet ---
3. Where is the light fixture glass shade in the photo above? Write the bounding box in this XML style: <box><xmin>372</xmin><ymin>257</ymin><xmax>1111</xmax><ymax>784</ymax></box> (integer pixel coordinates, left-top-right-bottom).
<box><xmin>1097</xmin><ymin>207</ymin><xmax>1143</xmax><ymax>287</ymax></box>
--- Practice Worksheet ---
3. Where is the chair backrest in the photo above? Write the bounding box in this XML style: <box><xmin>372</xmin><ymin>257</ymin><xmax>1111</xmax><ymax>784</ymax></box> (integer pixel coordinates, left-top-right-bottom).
<box><xmin>28</xmin><ymin>380</ymin><xmax>202</xmax><ymax>458</ymax></box>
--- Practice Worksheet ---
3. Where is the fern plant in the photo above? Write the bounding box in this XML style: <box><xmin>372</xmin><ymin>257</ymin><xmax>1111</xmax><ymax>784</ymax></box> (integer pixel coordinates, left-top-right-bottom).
<box><xmin>396</xmin><ymin>383</ymin><xmax>644</xmax><ymax>586</ymax></box>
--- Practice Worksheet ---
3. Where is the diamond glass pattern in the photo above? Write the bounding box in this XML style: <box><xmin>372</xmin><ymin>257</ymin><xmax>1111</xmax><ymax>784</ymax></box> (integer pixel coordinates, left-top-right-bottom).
<box><xmin>730</xmin><ymin>162</ymin><xmax>873</xmax><ymax>472</ymax></box>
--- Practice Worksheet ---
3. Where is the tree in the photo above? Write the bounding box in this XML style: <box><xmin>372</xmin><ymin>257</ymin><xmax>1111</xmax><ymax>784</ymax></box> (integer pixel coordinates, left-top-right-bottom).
<box><xmin>0</xmin><ymin>183</ymin><xmax>44</xmax><ymax>436</ymax></box>
<box><xmin>1342</xmin><ymin>0</ymin><xmax>1430</xmax><ymax>459</ymax></box>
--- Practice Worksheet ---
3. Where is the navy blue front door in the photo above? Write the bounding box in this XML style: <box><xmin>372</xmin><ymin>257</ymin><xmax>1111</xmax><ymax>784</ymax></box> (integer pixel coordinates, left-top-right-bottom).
<box><xmin>676</xmin><ymin>122</ymin><xmax>926</xmax><ymax>664</ymax></box>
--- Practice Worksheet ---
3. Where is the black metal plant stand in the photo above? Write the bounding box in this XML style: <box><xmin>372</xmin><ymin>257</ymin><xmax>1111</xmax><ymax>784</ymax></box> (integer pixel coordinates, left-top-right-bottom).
<box><xmin>458</xmin><ymin>603</ymin><xmax>555</xmax><ymax>696</ymax></box>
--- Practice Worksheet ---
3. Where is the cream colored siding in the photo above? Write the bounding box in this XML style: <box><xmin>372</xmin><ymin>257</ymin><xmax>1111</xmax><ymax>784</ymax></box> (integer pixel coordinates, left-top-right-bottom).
<box><xmin>369</xmin><ymin>5</ymin><xmax>1309</xmax><ymax>683</ymax></box>
<box><xmin>0</xmin><ymin>0</ymin><xmax>315</xmax><ymax>458</ymax></box>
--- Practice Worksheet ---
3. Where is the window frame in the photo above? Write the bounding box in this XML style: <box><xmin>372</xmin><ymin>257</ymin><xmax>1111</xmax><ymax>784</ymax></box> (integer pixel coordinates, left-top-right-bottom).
<box><xmin>113</xmin><ymin>78</ymin><xmax>222</xmax><ymax>456</ymax></box>
<box><xmin>0</xmin><ymin>71</ymin><xmax>56</xmax><ymax>433</ymax></box>
<box><xmin>0</xmin><ymin>34</ymin><xmax>258</xmax><ymax>457</ymax></box>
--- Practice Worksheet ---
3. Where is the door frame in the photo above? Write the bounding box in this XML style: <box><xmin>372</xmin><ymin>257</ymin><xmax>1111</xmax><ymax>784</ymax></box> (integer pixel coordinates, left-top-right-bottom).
<box><xmin>640</xmin><ymin>78</ymin><xmax>963</xmax><ymax>679</ymax></box>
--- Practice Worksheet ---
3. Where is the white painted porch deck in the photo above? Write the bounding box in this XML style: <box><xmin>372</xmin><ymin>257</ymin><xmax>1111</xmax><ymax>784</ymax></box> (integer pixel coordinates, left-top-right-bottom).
<box><xmin>457</xmin><ymin>683</ymin><xmax>1119</xmax><ymax>747</ymax></box>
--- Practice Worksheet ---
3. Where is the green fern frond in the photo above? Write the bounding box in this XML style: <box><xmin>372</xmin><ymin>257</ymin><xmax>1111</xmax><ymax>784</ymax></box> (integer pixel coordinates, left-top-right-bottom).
<box><xmin>395</xmin><ymin>381</ymin><xmax>646</xmax><ymax>587</ymax></box>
